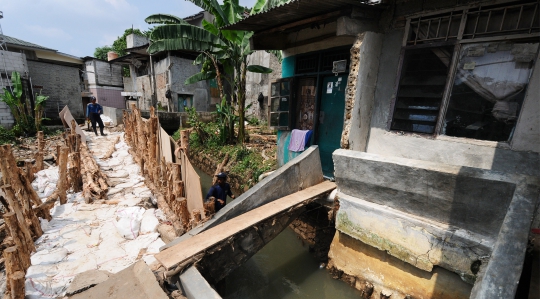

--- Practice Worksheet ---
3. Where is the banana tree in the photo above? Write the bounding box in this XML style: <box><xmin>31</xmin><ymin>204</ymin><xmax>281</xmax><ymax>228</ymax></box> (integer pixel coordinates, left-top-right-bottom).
<box><xmin>145</xmin><ymin>0</ymin><xmax>274</xmax><ymax>144</ymax></box>
<box><xmin>0</xmin><ymin>71</ymin><xmax>29</xmax><ymax>127</ymax></box>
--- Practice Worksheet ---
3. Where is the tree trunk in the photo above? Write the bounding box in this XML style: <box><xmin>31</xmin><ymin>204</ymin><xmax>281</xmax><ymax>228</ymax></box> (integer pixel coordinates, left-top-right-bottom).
<box><xmin>10</xmin><ymin>271</ymin><xmax>26</xmax><ymax>299</ymax></box>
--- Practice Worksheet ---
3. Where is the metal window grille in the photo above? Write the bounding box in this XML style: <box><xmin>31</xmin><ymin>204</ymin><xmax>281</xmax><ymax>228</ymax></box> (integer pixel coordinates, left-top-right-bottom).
<box><xmin>295</xmin><ymin>55</ymin><xmax>318</xmax><ymax>74</ymax></box>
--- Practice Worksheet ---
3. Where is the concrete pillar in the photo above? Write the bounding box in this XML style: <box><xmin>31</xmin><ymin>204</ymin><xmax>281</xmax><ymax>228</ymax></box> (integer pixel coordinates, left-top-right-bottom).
<box><xmin>341</xmin><ymin>31</ymin><xmax>383</xmax><ymax>152</ymax></box>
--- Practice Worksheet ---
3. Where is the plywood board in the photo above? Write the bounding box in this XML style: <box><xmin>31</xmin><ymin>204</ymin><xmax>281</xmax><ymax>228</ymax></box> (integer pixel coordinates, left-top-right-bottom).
<box><xmin>154</xmin><ymin>181</ymin><xmax>337</xmax><ymax>270</ymax></box>
<box><xmin>183</xmin><ymin>151</ymin><xmax>205</xmax><ymax>219</ymax></box>
<box><xmin>160</xmin><ymin>127</ymin><xmax>173</xmax><ymax>163</ymax></box>
<box><xmin>59</xmin><ymin>106</ymin><xmax>86</xmax><ymax>144</ymax></box>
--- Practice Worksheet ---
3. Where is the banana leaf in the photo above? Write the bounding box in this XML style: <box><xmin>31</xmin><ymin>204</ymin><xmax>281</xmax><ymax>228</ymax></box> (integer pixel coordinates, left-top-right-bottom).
<box><xmin>247</xmin><ymin>65</ymin><xmax>273</xmax><ymax>73</ymax></box>
<box><xmin>184</xmin><ymin>71</ymin><xmax>217</xmax><ymax>85</ymax></box>
<box><xmin>145</xmin><ymin>14</ymin><xmax>189</xmax><ymax>25</ymax></box>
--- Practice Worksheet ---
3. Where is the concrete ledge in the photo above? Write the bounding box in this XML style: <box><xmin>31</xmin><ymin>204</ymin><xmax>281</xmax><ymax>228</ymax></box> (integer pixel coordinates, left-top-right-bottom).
<box><xmin>162</xmin><ymin>145</ymin><xmax>324</xmax><ymax>250</ymax></box>
<box><xmin>336</xmin><ymin>192</ymin><xmax>492</xmax><ymax>281</ymax></box>
<box><xmin>470</xmin><ymin>183</ymin><xmax>540</xmax><ymax>299</ymax></box>
<box><xmin>180</xmin><ymin>267</ymin><xmax>221</xmax><ymax>299</ymax></box>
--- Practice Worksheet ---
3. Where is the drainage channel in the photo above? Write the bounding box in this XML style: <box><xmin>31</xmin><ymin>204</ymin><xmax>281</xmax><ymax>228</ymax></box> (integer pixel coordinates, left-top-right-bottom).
<box><xmin>194</xmin><ymin>166</ymin><xmax>362</xmax><ymax>298</ymax></box>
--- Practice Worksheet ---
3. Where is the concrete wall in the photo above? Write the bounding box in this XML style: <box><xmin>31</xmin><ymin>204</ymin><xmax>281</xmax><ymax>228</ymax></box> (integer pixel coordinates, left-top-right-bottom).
<box><xmin>126</xmin><ymin>34</ymin><xmax>149</xmax><ymax>49</ymax></box>
<box><xmin>245</xmin><ymin>51</ymin><xmax>282</xmax><ymax>122</ymax></box>
<box><xmin>86</xmin><ymin>60</ymin><xmax>123</xmax><ymax>87</ymax></box>
<box><xmin>364</xmin><ymin>28</ymin><xmax>540</xmax><ymax>178</ymax></box>
<box><xmin>102</xmin><ymin>106</ymin><xmax>124</xmax><ymax>126</ymax></box>
<box><xmin>0</xmin><ymin>102</ymin><xmax>14</xmax><ymax>128</ymax></box>
<box><xmin>332</xmin><ymin>150</ymin><xmax>540</xmax><ymax>286</ymax></box>
<box><xmin>27</xmin><ymin>60</ymin><xmax>84</xmax><ymax>119</ymax></box>
<box><xmin>90</xmin><ymin>87</ymin><xmax>125</xmax><ymax>109</ymax></box>
<box><xmin>0</xmin><ymin>51</ymin><xmax>29</xmax><ymax>85</ymax></box>
<box><xmin>164</xmin><ymin>56</ymin><xmax>209</xmax><ymax>112</ymax></box>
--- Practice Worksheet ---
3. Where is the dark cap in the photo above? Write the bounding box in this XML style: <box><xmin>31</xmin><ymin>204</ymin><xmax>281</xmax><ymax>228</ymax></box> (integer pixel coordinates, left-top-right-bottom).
<box><xmin>215</xmin><ymin>172</ymin><xmax>227</xmax><ymax>178</ymax></box>
<box><xmin>90</xmin><ymin>96</ymin><xmax>96</xmax><ymax>101</ymax></box>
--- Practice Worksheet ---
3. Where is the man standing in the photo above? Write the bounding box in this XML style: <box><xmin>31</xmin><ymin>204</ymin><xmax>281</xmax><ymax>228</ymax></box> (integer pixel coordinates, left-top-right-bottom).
<box><xmin>206</xmin><ymin>172</ymin><xmax>235</xmax><ymax>212</ymax></box>
<box><xmin>86</xmin><ymin>96</ymin><xmax>107</xmax><ymax>136</ymax></box>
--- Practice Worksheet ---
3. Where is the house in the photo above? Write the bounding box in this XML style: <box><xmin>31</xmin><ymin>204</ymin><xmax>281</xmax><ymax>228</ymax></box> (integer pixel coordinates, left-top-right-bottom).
<box><xmin>81</xmin><ymin>56</ymin><xmax>125</xmax><ymax>113</ymax></box>
<box><xmin>113</xmin><ymin>10</ymin><xmax>282</xmax><ymax>120</ymax></box>
<box><xmin>112</xmin><ymin>12</ymin><xmax>215</xmax><ymax>113</ymax></box>
<box><xmin>227</xmin><ymin>0</ymin><xmax>540</xmax><ymax>298</ymax></box>
<box><xmin>0</xmin><ymin>35</ymin><xmax>86</xmax><ymax>127</ymax></box>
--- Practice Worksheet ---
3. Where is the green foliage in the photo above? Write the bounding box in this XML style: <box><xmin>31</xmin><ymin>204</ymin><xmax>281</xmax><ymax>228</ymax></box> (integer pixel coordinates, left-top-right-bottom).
<box><xmin>146</xmin><ymin>0</ymin><xmax>277</xmax><ymax>145</ymax></box>
<box><xmin>34</xmin><ymin>91</ymin><xmax>49</xmax><ymax>132</ymax></box>
<box><xmin>94</xmin><ymin>45</ymin><xmax>114</xmax><ymax>60</ymax></box>
<box><xmin>0</xmin><ymin>126</ymin><xmax>16</xmax><ymax>145</ymax></box>
<box><xmin>213</xmin><ymin>98</ymin><xmax>238</xmax><ymax>144</ymax></box>
<box><xmin>1</xmin><ymin>71</ymin><xmax>34</xmax><ymax>135</ymax></box>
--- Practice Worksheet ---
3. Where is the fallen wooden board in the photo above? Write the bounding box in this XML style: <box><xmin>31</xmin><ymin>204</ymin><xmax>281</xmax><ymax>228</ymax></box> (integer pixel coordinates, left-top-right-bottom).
<box><xmin>183</xmin><ymin>151</ymin><xmax>205</xmax><ymax>219</ymax></box>
<box><xmin>155</xmin><ymin>180</ymin><xmax>336</xmax><ymax>270</ymax></box>
<box><xmin>60</xmin><ymin>106</ymin><xmax>86</xmax><ymax>144</ymax></box>
<box><xmin>159</xmin><ymin>127</ymin><xmax>173</xmax><ymax>163</ymax></box>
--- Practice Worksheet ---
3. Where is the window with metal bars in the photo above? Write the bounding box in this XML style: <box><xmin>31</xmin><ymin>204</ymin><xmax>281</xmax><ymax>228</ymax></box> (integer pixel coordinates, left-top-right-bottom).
<box><xmin>391</xmin><ymin>1</ymin><xmax>540</xmax><ymax>141</ymax></box>
<box><xmin>406</xmin><ymin>1</ymin><xmax>539</xmax><ymax>45</ymax></box>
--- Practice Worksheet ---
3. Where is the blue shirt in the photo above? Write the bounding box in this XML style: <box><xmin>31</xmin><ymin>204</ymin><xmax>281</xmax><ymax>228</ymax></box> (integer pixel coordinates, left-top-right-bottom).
<box><xmin>86</xmin><ymin>103</ymin><xmax>103</xmax><ymax>117</ymax></box>
<box><xmin>206</xmin><ymin>183</ymin><xmax>233</xmax><ymax>212</ymax></box>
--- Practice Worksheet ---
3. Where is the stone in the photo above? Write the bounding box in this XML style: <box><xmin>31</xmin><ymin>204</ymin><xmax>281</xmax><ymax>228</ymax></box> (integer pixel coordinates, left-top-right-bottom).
<box><xmin>65</xmin><ymin>270</ymin><xmax>111</xmax><ymax>296</ymax></box>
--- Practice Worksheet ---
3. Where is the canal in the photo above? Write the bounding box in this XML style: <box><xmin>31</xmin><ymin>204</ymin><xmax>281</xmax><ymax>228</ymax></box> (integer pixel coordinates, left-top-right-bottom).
<box><xmin>194</xmin><ymin>167</ymin><xmax>363</xmax><ymax>298</ymax></box>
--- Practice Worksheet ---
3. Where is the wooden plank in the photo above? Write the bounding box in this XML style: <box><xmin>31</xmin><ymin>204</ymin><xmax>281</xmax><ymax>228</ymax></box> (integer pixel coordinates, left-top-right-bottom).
<box><xmin>160</xmin><ymin>127</ymin><xmax>173</xmax><ymax>163</ymax></box>
<box><xmin>59</xmin><ymin>106</ymin><xmax>87</xmax><ymax>144</ymax></box>
<box><xmin>155</xmin><ymin>181</ymin><xmax>336</xmax><ymax>270</ymax></box>
<box><xmin>183</xmin><ymin>152</ymin><xmax>205</xmax><ymax>219</ymax></box>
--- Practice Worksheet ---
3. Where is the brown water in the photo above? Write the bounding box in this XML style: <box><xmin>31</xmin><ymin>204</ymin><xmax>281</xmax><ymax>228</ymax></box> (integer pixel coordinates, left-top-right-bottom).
<box><xmin>194</xmin><ymin>166</ymin><xmax>362</xmax><ymax>299</ymax></box>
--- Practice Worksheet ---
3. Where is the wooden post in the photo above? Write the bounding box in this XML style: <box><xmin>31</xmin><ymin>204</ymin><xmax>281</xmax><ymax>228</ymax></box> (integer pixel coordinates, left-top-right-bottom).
<box><xmin>204</xmin><ymin>200</ymin><xmax>215</xmax><ymax>217</ymax></box>
<box><xmin>34</xmin><ymin>131</ymin><xmax>45</xmax><ymax>174</ymax></box>
<box><xmin>10</xmin><ymin>271</ymin><xmax>26</xmax><ymax>299</ymax></box>
<box><xmin>192</xmin><ymin>209</ymin><xmax>202</xmax><ymax>228</ymax></box>
<box><xmin>180</xmin><ymin>129</ymin><xmax>190</xmax><ymax>155</ymax></box>
<box><xmin>58</xmin><ymin>147</ymin><xmax>69</xmax><ymax>205</ymax></box>
<box><xmin>178</xmin><ymin>199</ymin><xmax>190</xmax><ymax>231</ymax></box>
<box><xmin>2</xmin><ymin>186</ymin><xmax>35</xmax><ymax>253</ymax></box>
<box><xmin>3</xmin><ymin>212</ymin><xmax>31</xmax><ymax>270</ymax></box>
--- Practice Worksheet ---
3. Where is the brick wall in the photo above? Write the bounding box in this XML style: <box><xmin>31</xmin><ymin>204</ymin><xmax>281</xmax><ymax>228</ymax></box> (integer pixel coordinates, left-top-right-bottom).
<box><xmin>27</xmin><ymin>60</ymin><xmax>84</xmax><ymax>118</ymax></box>
<box><xmin>0</xmin><ymin>51</ymin><xmax>29</xmax><ymax>90</ymax></box>
<box><xmin>0</xmin><ymin>102</ymin><xmax>15</xmax><ymax>128</ymax></box>
<box><xmin>89</xmin><ymin>87</ymin><xmax>125</xmax><ymax>110</ymax></box>
<box><xmin>167</xmin><ymin>56</ymin><xmax>210</xmax><ymax>111</ymax></box>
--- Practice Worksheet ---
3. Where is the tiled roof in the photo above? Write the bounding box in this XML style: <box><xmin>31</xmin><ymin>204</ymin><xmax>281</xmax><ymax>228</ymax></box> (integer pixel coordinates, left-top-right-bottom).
<box><xmin>2</xmin><ymin>35</ymin><xmax>57</xmax><ymax>51</ymax></box>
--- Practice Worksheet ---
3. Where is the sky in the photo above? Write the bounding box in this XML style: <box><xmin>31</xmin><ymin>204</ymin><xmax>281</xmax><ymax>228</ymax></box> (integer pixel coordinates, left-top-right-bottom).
<box><xmin>1</xmin><ymin>0</ymin><xmax>257</xmax><ymax>58</ymax></box>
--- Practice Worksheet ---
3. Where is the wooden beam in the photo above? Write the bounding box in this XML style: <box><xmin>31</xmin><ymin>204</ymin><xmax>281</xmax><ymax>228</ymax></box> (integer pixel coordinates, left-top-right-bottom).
<box><xmin>155</xmin><ymin>181</ymin><xmax>336</xmax><ymax>270</ymax></box>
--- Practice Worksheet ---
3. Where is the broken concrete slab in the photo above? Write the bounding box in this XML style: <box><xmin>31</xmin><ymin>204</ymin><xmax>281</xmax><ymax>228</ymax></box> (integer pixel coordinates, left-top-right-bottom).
<box><xmin>70</xmin><ymin>261</ymin><xmax>168</xmax><ymax>299</ymax></box>
<box><xmin>65</xmin><ymin>270</ymin><xmax>110</xmax><ymax>296</ymax></box>
<box><xmin>179</xmin><ymin>267</ymin><xmax>221</xmax><ymax>299</ymax></box>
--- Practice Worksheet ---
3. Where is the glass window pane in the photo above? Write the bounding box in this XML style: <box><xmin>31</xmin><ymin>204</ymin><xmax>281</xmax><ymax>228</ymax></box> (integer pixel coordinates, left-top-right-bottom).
<box><xmin>444</xmin><ymin>42</ymin><xmax>538</xmax><ymax>141</ymax></box>
<box><xmin>391</xmin><ymin>46</ymin><xmax>453</xmax><ymax>134</ymax></box>
<box><xmin>279</xmin><ymin>96</ymin><xmax>289</xmax><ymax>111</ymax></box>
<box><xmin>280</xmin><ymin>81</ymin><xmax>291</xmax><ymax>96</ymax></box>
<box><xmin>270</xmin><ymin>97</ymin><xmax>280</xmax><ymax>112</ymax></box>
<box><xmin>279</xmin><ymin>112</ymin><xmax>289</xmax><ymax>127</ymax></box>
<box><xmin>270</xmin><ymin>112</ymin><xmax>280</xmax><ymax>127</ymax></box>
<box><xmin>271</xmin><ymin>83</ymin><xmax>280</xmax><ymax>97</ymax></box>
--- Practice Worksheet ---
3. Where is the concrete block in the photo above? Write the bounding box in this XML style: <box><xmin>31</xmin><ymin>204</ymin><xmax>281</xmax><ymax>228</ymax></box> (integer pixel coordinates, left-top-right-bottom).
<box><xmin>179</xmin><ymin>267</ymin><xmax>221</xmax><ymax>299</ymax></box>
<box><xmin>65</xmin><ymin>270</ymin><xmax>111</xmax><ymax>296</ymax></box>
<box><xmin>70</xmin><ymin>261</ymin><xmax>168</xmax><ymax>299</ymax></box>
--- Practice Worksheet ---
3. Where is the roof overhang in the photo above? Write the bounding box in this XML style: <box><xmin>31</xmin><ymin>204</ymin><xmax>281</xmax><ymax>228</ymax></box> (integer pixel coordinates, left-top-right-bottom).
<box><xmin>224</xmin><ymin>0</ymin><xmax>384</xmax><ymax>32</ymax></box>
<box><xmin>223</xmin><ymin>0</ymin><xmax>384</xmax><ymax>50</ymax></box>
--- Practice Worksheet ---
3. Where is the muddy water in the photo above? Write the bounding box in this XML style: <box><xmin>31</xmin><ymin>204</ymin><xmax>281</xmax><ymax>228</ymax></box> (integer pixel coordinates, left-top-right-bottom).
<box><xmin>194</xmin><ymin>166</ymin><xmax>362</xmax><ymax>298</ymax></box>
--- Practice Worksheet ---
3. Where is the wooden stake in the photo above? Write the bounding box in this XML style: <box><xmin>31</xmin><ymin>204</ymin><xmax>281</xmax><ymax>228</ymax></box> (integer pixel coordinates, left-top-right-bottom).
<box><xmin>10</xmin><ymin>271</ymin><xmax>26</xmax><ymax>299</ymax></box>
<box><xmin>3</xmin><ymin>212</ymin><xmax>31</xmax><ymax>270</ymax></box>
<box><xmin>2</xmin><ymin>186</ymin><xmax>35</xmax><ymax>253</ymax></box>
<box><xmin>101</xmin><ymin>136</ymin><xmax>120</xmax><ymax>159</ymax></box>
<box><xmin>58</xmin><ymin>147</ymin><xmax>69</xmax><ymax>205</ymax></box>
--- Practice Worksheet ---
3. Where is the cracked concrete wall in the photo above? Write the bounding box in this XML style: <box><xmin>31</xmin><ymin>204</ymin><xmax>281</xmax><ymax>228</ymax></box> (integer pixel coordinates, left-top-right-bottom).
<box><xmin>332</xmin><ymin>149</ymin><xmax>540</xmax><ymax>285</ymax></box>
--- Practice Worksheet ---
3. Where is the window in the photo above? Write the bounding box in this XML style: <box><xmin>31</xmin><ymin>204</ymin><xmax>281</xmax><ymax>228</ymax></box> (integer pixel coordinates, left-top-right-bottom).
<box><xmin>269</xmin><ymin>79</ymin><xmax>293</xmax><ymax>129</ymax></box>
<box><xmin>390</xmin><ymin>1</ymin><xmax>539</xmax><ymax>142</ymax></box>
<box><xmin>391</xmin><ymin>46</ymin><xmax>453</xmax><ymax>134</ymax></box>
<box><xmin>444</xmin><ymin>41</ymin><xmax>538</xmax><ymax>141</ymax></box>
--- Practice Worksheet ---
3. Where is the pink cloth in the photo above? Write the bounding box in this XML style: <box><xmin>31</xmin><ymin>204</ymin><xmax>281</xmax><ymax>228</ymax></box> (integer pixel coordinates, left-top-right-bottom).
<box><xmin>288</xmin><ymin>129</ymin><xmax>309</xmax><ymax>152</ymax></box>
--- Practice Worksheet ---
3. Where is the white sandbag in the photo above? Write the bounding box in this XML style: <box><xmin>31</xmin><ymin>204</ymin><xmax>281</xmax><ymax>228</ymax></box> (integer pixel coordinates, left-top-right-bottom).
<box><xmin>31</xmin><ymin>248</ymin><xmax>69</xmax><ymax>265</ymax></box>
<box><xmin>100</xmin><ymin>115</ymin><xmax>113</xmax><ymax>123</ymax></box>
<box><xmin>114</xmin><ymin>207</ymin><xmax>145</xmax><ymax>240</ymax></box>
<box><xmin>154</xmin><ymin>209</ymin><xmax>167</xmax><ymax>222</ymax></box>
<box><xmin>140</xmin><ymin>209</ymin><xmax>159</xmax><ymax>234</ymax></box>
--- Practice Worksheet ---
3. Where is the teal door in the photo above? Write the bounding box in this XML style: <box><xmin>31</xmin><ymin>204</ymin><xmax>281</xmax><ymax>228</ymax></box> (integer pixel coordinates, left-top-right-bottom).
<box><xmin>317</xmin><ymin>75</ymin><xmax>346</xmax><ymax>178</ymax></box>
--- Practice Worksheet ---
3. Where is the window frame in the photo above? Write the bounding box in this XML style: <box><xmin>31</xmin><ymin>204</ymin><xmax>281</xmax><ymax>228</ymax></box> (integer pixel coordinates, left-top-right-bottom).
<box><xmin>388</xmin><ymin>1</ymin><xmax>540</xmax><ymax>142</ymax></box>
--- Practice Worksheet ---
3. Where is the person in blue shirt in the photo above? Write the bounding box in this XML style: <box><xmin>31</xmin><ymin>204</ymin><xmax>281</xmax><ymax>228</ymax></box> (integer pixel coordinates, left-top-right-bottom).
<box><xmin>206</xmin><ymin>172</ymin><xmax>235</xmax><ymax>213</ymax></box>
<box><xmin>86</xmin><ymin>97</ymin><xmax>107</xmax><ymax>136</ymax></box>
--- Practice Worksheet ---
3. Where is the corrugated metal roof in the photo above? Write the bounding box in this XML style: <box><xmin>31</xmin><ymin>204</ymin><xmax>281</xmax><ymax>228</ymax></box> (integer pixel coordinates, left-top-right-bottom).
<box><xmin>2</xmin><ymin>35</ymin><xmax>57</xmax><ymax>51</ymax></box>
<box><xmin>223</xmin><ymin>0</ymin><xmax>383</xmax><ymax>32</ymax></box>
